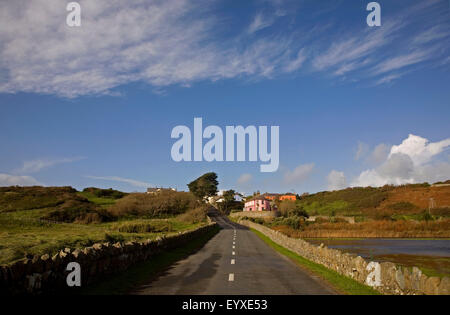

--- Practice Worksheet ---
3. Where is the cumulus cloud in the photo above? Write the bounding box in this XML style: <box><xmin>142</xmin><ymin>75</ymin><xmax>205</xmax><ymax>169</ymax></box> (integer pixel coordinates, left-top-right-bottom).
<box><xmin>85</xmin><ymin>175</ymin><xmax>152</xmax><ymax>188</ymax></box>
<box><xmin>389</xmin><ymin>134</ymin><xmax>450</xmax><ymax>166</ymax></box>
<box><xmin>16</xmin><ymin>157</ymin><xmax>85</xmax><ymax>173</ymax></box>
<box><xmin>284</xmin><ymin>163</ymin><xmax>314</xmax><ymax>185</ymax></box>
<box><xmin>0</xmin><ymin>173</ymin><xmax>41</xmax><ymax>186</ymax></box>
<box><xmin>352</xmin><ymin>134</ymin><xmax>450</xmax><ymax>187</ymax></box>
<box><xmin>355</xmin><ymin>141</ymin><xmax>369</xmax><ymax>160</ymax></box>
<box><xmin>368</xmin><ymin>143</ymin><xmax>390</xmax><ymax>165</ymax></box>
<box><xmin>237</xmin><ymin>173</ymin><xmax>252</xmax><ymax>185</ymax></box>
<box><xmin>327</xmin><ymin>170</ymin><xmax>347</xmax><ymax>190</ymax></box>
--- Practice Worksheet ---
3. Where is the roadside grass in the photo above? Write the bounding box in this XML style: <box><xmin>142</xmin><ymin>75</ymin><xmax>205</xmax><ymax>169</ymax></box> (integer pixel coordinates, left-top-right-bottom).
<box><xmin>0</xmin><ymin>212</ymin><xmax>203</xmax><ymax>265</ymax></box>
<box><xmin>250</xmin><ymin>228</ymin><xmax>380</xmax><ymax>295</ymax></box>
<box><xmin>78</xmin><ymin>225</ymin><xmax>220</xmax><ymax>295</ymax></box>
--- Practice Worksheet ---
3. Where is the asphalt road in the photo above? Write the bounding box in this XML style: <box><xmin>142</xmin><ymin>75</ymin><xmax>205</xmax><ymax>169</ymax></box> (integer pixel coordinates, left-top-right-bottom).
<box><xmin>132</xmin><ymin>214</ymin><xmax>336</xmax><ymax>295</ymax></box>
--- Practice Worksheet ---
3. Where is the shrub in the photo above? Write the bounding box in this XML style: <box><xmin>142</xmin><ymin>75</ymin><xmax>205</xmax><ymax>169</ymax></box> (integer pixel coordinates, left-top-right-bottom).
<box><xmin>113</xmin><ymin>221</ymin><xmax>172</xmax><ymax>233</ymax></box>
<box><xmin>107</xmin><ymin>190</ymin><xmax>199</xmax><ymax>218</ymax></box>
<box><xmin>420</xmin><ymin>211</ymin><xmax>433</xmax><ymax>221</ymax></box>
<box><xmin>82</xmin><ymin>187</ymin><xmax>127</xmax><ymax>199</ymax></box>
<box><xmin>271</xmin><ymin>216</ymin><xmax>304</xmax><ymax>230</ymax></box>
<box><xmin>177</xmin><ymin>206</ymin><xmax>208</xmax><ymax>224</ymax></box>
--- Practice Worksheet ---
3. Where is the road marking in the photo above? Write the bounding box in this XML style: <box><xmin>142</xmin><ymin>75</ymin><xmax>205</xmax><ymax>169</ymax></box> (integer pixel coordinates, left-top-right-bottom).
<box><xmin>232</xmin><ymin>245</ymin><xmax>235</xmax><ymax>249</ymax></box>
<box><xmin>228</xmin><ymin>273</ymin><xmax>234</xmax><ymax>281</ymax></box>
<box><xmin>232</xmin><ymin>251</ymin><xmax>235</xmax><ymax>255</ymax></box>
<box><xmin>231</xmin><ymin>259</ymin><xmax>235</xmax><ymax>265</ymax></box>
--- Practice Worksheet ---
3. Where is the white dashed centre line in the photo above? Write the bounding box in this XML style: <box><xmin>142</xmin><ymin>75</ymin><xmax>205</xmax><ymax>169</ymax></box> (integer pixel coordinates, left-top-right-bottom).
<box><xmin>231</xmin><ymin>259</ymin><xmax>235</xmax><ymax>265</ymax></box>
<box><xmin>232</xmin><ymin>245</ymin><xmax>235</xmax><ymax>249</ymax></box>
<box><xmin>228</xmin><ymin>273</ymin><xmax>234</xmax><ymax>281</ymax></box>
<box><xmin>232</xmin><ymin>251</ymin><xmax>235</xmax><ymax>255</ymax></box>
<box><xmin>233</xmin><ymin>241</ymin><xmax>235</xmax><ymax>245</ymax></box>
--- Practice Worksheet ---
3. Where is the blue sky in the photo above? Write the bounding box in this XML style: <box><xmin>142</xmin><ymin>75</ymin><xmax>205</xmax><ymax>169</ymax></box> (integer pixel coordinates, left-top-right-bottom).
<box><xmin>0</xmin><ymin>0</ymin><xmax>449</xmax><ymax>194</ymax></box>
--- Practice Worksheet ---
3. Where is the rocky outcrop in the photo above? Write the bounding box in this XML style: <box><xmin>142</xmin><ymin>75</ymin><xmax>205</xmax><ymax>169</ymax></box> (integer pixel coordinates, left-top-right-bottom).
<box><xmin>240</xmin><ymin>220</ymin><xmax>449</xmax><ymax>295</ymax></box>
<box><xmin>0</xmin><ymin>223</ymin><xmax>217</xmax><ymax>295</ymax></box>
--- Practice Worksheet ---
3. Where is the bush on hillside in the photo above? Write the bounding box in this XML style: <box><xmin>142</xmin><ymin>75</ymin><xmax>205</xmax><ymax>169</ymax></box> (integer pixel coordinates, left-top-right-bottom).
<box><xmin>82</xmin><ymin>187</ymin><xmax>127</xmax><ymax>199</ymax></box>
<box><xmin>177</xmin><ymin>206</ymin><xmax>208</xmax><ymax>224</ymax></box>
<box><xmin>107</xmin><ymin>190</ymin><xmax>199</xmax><ymax>218</ymax></box>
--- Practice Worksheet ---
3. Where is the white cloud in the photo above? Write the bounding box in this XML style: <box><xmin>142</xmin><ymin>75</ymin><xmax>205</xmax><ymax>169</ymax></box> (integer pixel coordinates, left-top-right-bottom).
<box><xmin>355</xmin><ymin>141</ymin><xmax>369</xmax><ymax>160</ymax></box>
<box><xmin>368</xmin><ymin>143</ymin><xmax>390</xmax><ymax>165</ymax></box>
<box><xmin>389</xmin><ymin>134</ymin><xmax>450</xmax><ymax>166</ymax></box>
<box><xmin>237</xmin><ymin>173</ymin><xmax>252</xmax><ymax>185</ymax></box>
<box><xmin>413</xmin><ymin>25</ymin><xmax>450</xmax><ymax>45</ymax></box>
<box><xmin>311</xmin><ymin>1</ymin><xmax>448</xmax><ymax>84</ymax></box>
<box><xmin>284</xmin><ymin>163</ymin><xmax>314</xmax><ymax>185</ymax></box>
<box><xmin>0</xmin><ymin>173</ymin><xmax>41</xmax><ymax>186</ymax></box>
<box><xmin>283</xmin><ymin>49</ymin><xmax>306</xmax><ymax>73</ymax></box>
<box><xmin>248</xmin><ymin>12</ymin><xmax>275</xmax><ymax>34</ymax></box>
<box><xmin>351</xmin><ymin>134</ymin><xmax>450</xmax><ymax>187</ymax></box>
<box><xmin>327</xmin><ymin>170</ymin><xmax>347</xmax><ymax>190</ymax></box>
<box><xmin>0</xmin><ymin>1</ymin><xmax>447</xmax><ymax>97</ymax></box>
<box><xmin>372</xmin><ymin>50</ymin><xmax>430</xmax><ymax>75</ymax></box>
<box><xmin>85</xmin><ymin>175</ymin><xmax>153</xmax><ymax>188</ymax></box>
<box><xmin>0</xmin><ymin>0</ymin><xmax>305</xmax><ymax>98</ymax></box>
<box><xmin>16</xmin><ymin>157</ymin><xmax>85</xmax><ymax>173</ymax></box>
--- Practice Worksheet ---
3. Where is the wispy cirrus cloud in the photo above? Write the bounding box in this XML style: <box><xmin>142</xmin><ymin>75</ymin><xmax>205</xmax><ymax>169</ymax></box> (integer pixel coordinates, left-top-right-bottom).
<box><xmin>0</xmin><ymin>0</ymin><xmax>448</xmax><ymax>98</ymax></box>
<box><xmin>248</xmin><ymin>12</ymin><xmax>276</xmax><ymax>34</ymax></box>
<box><xmin>16</xmin><ymin>157</ymin><xmax>86</xmax><ymax>174</ymax></box>
<box><xmin>311</xmin><ymin>0</ymin><xmax>449</xmax><ymax>84</ymax></box>
<box><xmin>0</xmin><ymin>0</ymin><xmax>305</xmax><ymax>98</ymax></box>
<box><xmin>85</xmin><ymin>175</ymin><xmax>153</xmax><ymax>188</ymax></box>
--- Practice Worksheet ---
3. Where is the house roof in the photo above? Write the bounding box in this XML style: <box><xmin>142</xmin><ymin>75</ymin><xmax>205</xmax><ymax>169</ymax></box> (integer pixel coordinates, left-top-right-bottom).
<box><xmin>246</xmin><ymin>195</ymin><xmax>269</xmax><ymax>202</ymax></box>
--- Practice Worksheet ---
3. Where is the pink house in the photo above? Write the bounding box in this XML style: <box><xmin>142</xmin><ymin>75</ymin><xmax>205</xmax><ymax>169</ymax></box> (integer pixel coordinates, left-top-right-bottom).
<box><xmin>244</xmin><ymin>196</ymin><xmax>271</xmax><ymax>211</ymax></box>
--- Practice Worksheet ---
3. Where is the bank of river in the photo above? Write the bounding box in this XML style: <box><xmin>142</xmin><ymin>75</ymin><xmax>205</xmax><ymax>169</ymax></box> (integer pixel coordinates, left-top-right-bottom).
<box><xmin>305</xmin><ymin>238</ymin><xmax>450</xmax><ymax>277</ymax></box>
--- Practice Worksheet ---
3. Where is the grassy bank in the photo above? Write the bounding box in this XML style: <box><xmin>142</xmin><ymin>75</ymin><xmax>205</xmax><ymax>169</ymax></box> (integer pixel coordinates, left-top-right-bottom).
<box><xmin>0</xmin><ymin>212</ymin><xmax>203</xmax><ymax>265</ymax></box>
<box><xmin>270</xmin><ymin>220</ymin><xmax>450</xmax><ymax>239</ymax></box>
<box><xmin>0</xmin><ymin>186</ymin><xmax>209</xmax><ymax>265</ymax></box>
<box><xmin>251</xmin><ymin>228</ymin><xmax>380</xmax><ymax>295</ymax></box>
<box><xmin>79</xmin><ymin>225</ymin><xmax>220</xmax><ymax>295</ymax></box>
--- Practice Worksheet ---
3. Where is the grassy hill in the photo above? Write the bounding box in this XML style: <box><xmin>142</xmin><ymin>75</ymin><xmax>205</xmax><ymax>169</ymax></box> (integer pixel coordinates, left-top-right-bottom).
<box><xmin>297</xmin><ymin>183</ymin><xmax>450</xmax><ymax>220</ymax></box>
<box><xmin>0</xmin><ymin>186</ymin><xmax>208</xmax><ymax>265</ymax></box>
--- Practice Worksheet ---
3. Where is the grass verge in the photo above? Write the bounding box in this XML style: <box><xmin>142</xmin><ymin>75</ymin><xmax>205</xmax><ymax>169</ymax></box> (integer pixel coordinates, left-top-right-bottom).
<box><xmin>251</xmin><ymin>228</ymin><xmax>380</xmax><ymax>295</ymax></box>
<box><xmin>78</xmin><ymin>225</ymin><xmax>220</xmax><ymax>295</ymax></box>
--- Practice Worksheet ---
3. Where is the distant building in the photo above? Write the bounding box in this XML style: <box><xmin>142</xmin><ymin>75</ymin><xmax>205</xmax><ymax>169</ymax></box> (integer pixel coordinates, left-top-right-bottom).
<box><xmin>244</xmin><ymin>196</ymin><xmax>271</xmax><ymax>211</ymax></box>
<box><xmin>280</xmin><ymin>193</ymin><xmax>296</xmax><ymax>201</ymax></box>
<box><xmin>146</xmin><ymin>187</ymin><xmax>176</xmax><ymax>194</ymax></box>
<box><xmin>263</xmin><ymin>193</ymin><xmax>280</xmax><ymax>201</ymax></box>
<box><xmin>261</xmin><ymin>192</ymin><xmax>296</xmax><ymax>201</ymax></box>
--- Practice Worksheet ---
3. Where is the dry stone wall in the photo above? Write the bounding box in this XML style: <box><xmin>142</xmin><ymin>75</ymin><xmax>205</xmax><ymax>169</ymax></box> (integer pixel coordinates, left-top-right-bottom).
<box><xmin>230</xmin><ymin>211</ymin><xmax>278</xmax><ymax>219</ymax></box>
<box><xmin>0</xmin><ymin>223</ymin><xmax>217</xmax><ymax>295</ymax></box>
<box><xmin>240</xmin><ymin>220</ymin><xmax>449</xmax><ymax>295</ymax></box>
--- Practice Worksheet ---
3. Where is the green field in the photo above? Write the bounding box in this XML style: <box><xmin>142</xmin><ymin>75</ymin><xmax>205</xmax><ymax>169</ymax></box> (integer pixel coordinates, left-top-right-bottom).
<box><xmin>0</xmin><ymin>186</ymin><xmax>207</xmax><ymax>265</ymax></box>
<box><xmin>0</xmin><ymin>211</ymin><xmax>203</xmax><ymax>265</ymax></box>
